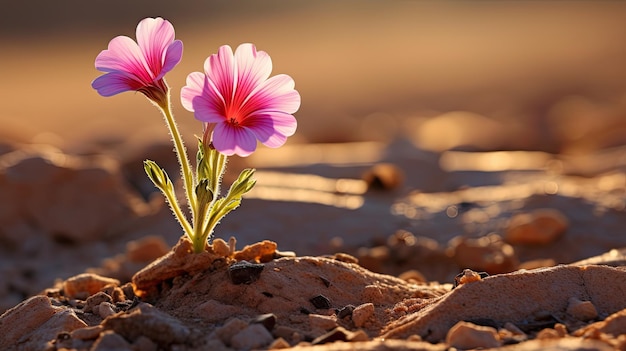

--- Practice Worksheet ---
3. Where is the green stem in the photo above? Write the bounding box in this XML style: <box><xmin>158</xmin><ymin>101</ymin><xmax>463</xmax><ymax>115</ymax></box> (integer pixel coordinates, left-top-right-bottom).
<box><xmin>156</xmin><ymin>93</ymin><xmax>197</xmax><ymax>224</ymax></box>
<box><xmin>162</xmin><ymin>185</ymin><xmax>195</xmax><ymax>239</ymax></box>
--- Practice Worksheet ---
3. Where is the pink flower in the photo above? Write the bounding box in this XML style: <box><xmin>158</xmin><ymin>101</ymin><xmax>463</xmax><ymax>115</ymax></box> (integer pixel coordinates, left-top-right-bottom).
<box><xmin>92</xmin><ymin>17</ymin><xmax>183</xmax><ymax>105</ymax></box>
<box><xmin>181</xmin><ymin>44</ymin><xmax>300</xmax><ymax>157</ymax></box>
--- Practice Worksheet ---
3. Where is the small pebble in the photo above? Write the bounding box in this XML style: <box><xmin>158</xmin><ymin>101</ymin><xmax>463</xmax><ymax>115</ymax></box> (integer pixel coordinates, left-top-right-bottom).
<box><xmin>361</xmin><ymin>285</ymin><xmax>384</xmax><ymax>304</ymax></box>
<box><xmin>336</xmin><ymin>304</ymin><xmax>355</xmax><ymax>319</ymax></box>
<box><xmin>71</xmin><ymin>325</ymin><xmax>104</xmax><ymax>340</ymax></box>
<box><xmin>567</xmin><ymin>297</ymin><xmax>598</xmax><ymax>322</ymax></box>
<box><xmin>446</xmin><ymin>321</ymin><xmax>501</xmax><ymax>349</ymax></box>
<box><xmin>309</xmin><ymin>313</ymin><xmax>338</xmax><ymax>331</ymax></box>
<box><xmin>211</xmin><ymin>238</ymin><xmax>231</xmax><ymax>257</ymax></box>
<box><xmin>352</xmin><ymin>303</ymin><xmax>375</xmax><ymax>328</ymax></box>
<box><xmin>310</xmin><ymin>294</ymin><xmax>331</xmax><ymax>309</ymax></box>
<box><xmin>505</xmin><ymin>208</ymin><xmax>568</xmax><ymax>245</ymax></box>
<box><xmin>228</xmin><ymin>261</ymin><xmax>264</xmax><ymax>285</ymax></box>
<box><xmin>252</xmin><ymin>313</ymin><xmax>277</xmax><ymax>331</ymax></box>
<box><xmin>63</xmin><ymin>273</ymin><xmax>120</xmax><ymax>300</ymax></box>
<box><xmin>97</xmin><ymin>302</ymin><xmax>117</xmax><ymax>319</ymax></box>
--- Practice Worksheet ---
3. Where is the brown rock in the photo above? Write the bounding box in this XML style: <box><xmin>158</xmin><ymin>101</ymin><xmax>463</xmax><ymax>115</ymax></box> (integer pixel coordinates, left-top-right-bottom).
<box><xmin>92</xmin><ymin>330</ymin><xmax>133</xmax><ymax>351</ymax></box>
<box><xmin>382</xmin><ymin>265</ymin><xmax>626</xmax><ymax>342</ymax></box>
<box><xmin>231</xmin><ymin>323</ymin><xmax>274</xmax><ymax>350</ymax></box>
<box><xmin>575</xmin><ymin>307</ymin><xmax>626</xmax><ymax>338</ymax></box>
<box><xmin>445</xmin><ymin>321</ymin><xmax>501</xmax><ymax>349</ymax></box>
<box><xmin>566</xmin><ymin>297</ymin><xmax>598</xmax><ymax>322</ymax></box>
<box><xmin>505</xmin><ymin>208</ymin><xmax>569</xmax><ymax>245</ymax></box>
<box><xmin>63</xmin><ymin>273</ymin><xmax>120</xmax><ymax>300</ymax></box>
<box><xmin>352</xmin><ymin>303</ymin><xmax>375</xmax><ymax>328</ymax></box>
<box><xmin>448</xmin><ymin>233</ymin><xmax>519</xmax><ymax>274</ymax></box>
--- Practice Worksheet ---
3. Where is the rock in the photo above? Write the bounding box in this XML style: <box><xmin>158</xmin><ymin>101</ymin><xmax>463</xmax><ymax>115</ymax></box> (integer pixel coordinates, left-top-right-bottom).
<box><xmin>382</xmin><ymin>265</ymin><xmax>626</xmax><ymax>342</ymax></box>
<box><xmin>230</xmin><ymin>323</ymin><xmax>274</xmax><ymax>350</ymax></box>
<box><xmin>97</xmin><ymin>302</ymin><xmax>117</xmax><ymax>319</ymax></box>
<box><xmin>0</xmin><ymin>145</ymin><xmax>146</xmax><ymax>243</ymax></box>
<box><xmin>233</xmin><ymin>240</ymin><xmax>278</xmax><ymax>262</ymax></box>
<box><xmin>352</xmin><ymin>303</ymin><xmax>375</xmax><ymax>328</ymax></box>
<box><xmin>575</xmin><ymin>307</ymin><xmax>626</xmax><ymax>338</ymax></box>
<box><xmin>447</xmin><ymin>233</ymin><xmax>519</xmax><ymax>274</ymax></box>
<box><xmin>567</xmin><ymin>297</ymin><xmax>598</xmax><ymax>322</ymax></box>
<box><xmin>102</xmin><ymin>303</ymin><xmax>190</xmax><ymax>347</ymax></box>
<box><xmin>84</xmin><ymin>291</ymin><xmax>112</xmax><ymax>313</ymax></box>
<box><xmin>63</xmin><ymin>273</ymin><xmax>120</xmax><ymax>300</ymax></box>
<box><xmin>310</xmin><ymin>294</ymin><xmax>332</xmax><ymax>309</ymax></box>
<box><xmin>361</xmin><ymin>285</ymin><xmax>384</xmax><ymax>304</ymax></box>
<box><xmin>252</xmin><ymin>313</ymin><xmax>277</xmax><ymax>331</ymax></box>
<box><xmin>229</xmin><ymin>261</ymin><xmax>265</xmax><ymax>285</ymax></box>
<box><xmin>311</xmin><ymin>326</ymin><xmax>351</xmax><ymax>345</ymax></box>
<box><xmin>213</xmin><ymin>318</ymin><xmax>249</xmax><ymax>345</ymax></box>
<box><xmin>71</xmin><ymin>325</ymin><xmax>104</xmax><ymax>340</ymax></box>
<box><xmin>0</xmin><ymin>295</ymin><xmax>88</xmax><ymax>349</ymax></box>
<box><xmin>446</xmin><ymin>321</ymin><xmax>501</xmax><ymax>349</ymax></box>
<box><xmin>309</xmin><ymin>313</ymin><xmax>338</xmax><ymax>332</ymax></box>
<box><xmin>362</xmin><ymin>163</ymin><xmax>404</xmax><ymax>191</ymax></box>
<box><xmin>505</xmin><ymin>208</ymin><xmax>569</xmax><ymax>245</ymax></box>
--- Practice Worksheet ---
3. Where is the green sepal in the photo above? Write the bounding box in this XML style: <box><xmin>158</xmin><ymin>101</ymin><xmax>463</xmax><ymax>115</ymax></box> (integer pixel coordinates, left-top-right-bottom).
<box><xmin>143</xmin><ymin>160</ymin><xmax>172</xmax><ymax>191</ymax></box>
<box><xmin>195</xmin><ymin>178</ymin><xmax>214</xmax><ymax>206</ymax></box>
<box><xmin>228</xmin><ymin>168</ymin><xmax>257</xmax><ymax>198</ymax></box>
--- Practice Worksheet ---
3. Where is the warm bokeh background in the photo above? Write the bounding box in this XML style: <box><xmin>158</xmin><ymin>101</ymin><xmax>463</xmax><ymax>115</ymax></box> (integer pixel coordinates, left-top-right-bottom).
<box><xmin>2</xmin><ymin>1</ymin><xmax>626</xmax><ymax>155</ymax></box>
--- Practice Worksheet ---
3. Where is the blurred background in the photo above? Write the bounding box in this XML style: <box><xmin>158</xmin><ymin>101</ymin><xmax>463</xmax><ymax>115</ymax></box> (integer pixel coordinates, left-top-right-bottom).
<box><xmin>2</xmin><ymin>0</ymin><xmax>626</xmax><ymax>155</ymax></box>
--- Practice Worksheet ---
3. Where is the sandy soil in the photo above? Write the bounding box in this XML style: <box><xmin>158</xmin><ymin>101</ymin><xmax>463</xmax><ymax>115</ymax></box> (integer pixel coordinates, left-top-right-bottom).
<box><xmin>1</xmin><ymin>1</ymin><xmax>626</xmax><ymax>350</ymax></box>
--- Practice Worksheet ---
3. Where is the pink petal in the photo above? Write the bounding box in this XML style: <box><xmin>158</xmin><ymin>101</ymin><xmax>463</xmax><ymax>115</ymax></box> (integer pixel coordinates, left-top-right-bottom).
<box><xmin>95</xmin><ymin>35</ymin><xmax>153</xmax><ymax>84</ymax></box>
<box><xmin>136</xmin><ymin>18</ymin><xmax>176</xmax><ymax>78</ymax></box>
<box><xmin>92</xmin><ymin>72</ymin><xmax>143</xmax><ymax>96</ymax></box>
<box><xmin>233</xmin><ymin>43</ymin><xmax>272</xmax><ymax>106</ymax></box>
<box><xmin>181</xmin><ymin>72</ymin><xmax>227</xmax><ymax>123</ymax></box>
<box><xmin>212</xmin><ymin>123</ymin><xmax>257</xmax><ymax>157</ymax></box>
<box><xmin>160</xmin><ymin>40</ymin><xmax>183</xmax><ymax>79</ymax></box>
<box><xmin>247</xmin><ymin>112</ymin><xmax>297</xmax><ymax>148</ymax></box>
<box><xmin>241</xmin><ymin>74</ymin><xmax>301</xmax><ymax>116</ymax></box>
<box><xmin>204</xmin><ymin>45</ymin><xmax>235</xmax><ymax>103</ymax></box>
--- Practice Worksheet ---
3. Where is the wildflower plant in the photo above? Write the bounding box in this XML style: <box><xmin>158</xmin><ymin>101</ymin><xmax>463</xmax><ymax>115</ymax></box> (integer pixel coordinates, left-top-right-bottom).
<box><xmin>92</xmin><ymin>17</ymin><xmax>300</xmax><ymax>253</ymax></box>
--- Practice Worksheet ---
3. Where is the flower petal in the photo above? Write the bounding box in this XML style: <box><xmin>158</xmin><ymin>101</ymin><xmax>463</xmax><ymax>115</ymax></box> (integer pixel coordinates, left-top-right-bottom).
<box><xmin>136</xmin><ymin>18</ymin><xmax>177</xmax><ymax>79</ymax></box>
<box><xmin>205</xmin><ymin>45</ymin><xmax>235</xmax><ymax>103</ymax></box>
<box><xmin>241</xmin><ymin>74</ymin><xmax>301</xmax><ymax>116</ymax></box>
<box><xmin>95</xmin><ymin>35</ymin><xmax>153</xmax><ymax>84</ymax></box>
<box><xmin>160</xmin><ymin>39</ymin><xmax>183</xmax><ymax>79</ymax></box>
<box><xmin>247</xmin><ymin>112</ymin><xmax>297</xmax><ymax>148</ymax></box>
<box><xmin>212</xmin><ymin>123</ymin><xmax>258</xmax><ymax>157</ymax></box>
<box><xmin>181</xmin><ymin>72</ymin><xmax>227</xmax><ymax>123</ymax></box>
<box><xmin>233</xmin><ymin>43</ymin><xmax>272</xmax><ymax>106</ymax></box>
<box><xmin>91</xmin><ymin>72</ymin><xmax>144</xmax><ymax>97</ymax></box>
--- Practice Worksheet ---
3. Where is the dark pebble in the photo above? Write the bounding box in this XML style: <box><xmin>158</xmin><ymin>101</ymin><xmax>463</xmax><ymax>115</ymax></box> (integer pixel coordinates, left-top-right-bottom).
<box><xmin>252</xmin><ymin>313</ymin><xmax>277</xmax><ymax>331</ymax></box>
<box><xmin>336</xmin><ymin>304</ymin><xmax>355</xmax><ymax>319</ymax></box>
<box><xmin>310</xmin><ymin>294</ymin><xmax>331</xmax><ymax>309</ymax></box>
<box><xmin>228</xmin><ymin>261</ymin><xmax>264</xmax><ymax>285</ymax></box>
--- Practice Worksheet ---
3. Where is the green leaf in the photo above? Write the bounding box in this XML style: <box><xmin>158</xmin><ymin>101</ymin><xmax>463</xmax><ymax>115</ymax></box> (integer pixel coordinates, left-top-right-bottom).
<box><xmin>228</xmin><ymin>168</ymin><xmax>256</xmax><ymax>197</ymax></box>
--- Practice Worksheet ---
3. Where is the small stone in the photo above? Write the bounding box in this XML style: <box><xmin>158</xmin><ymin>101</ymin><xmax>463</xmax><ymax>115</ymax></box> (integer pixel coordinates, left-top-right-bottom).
<box><xmin>84</xmin><ymin>291</ymin><xmax>112</xmax><ymax>313</ymax></box>
<box><xmin>567</xmin><ymin>297</ymin><xmax>598</xmax><ymax>322</ymax></box>
<box><xmin>454</xmin><ymin>269</ymin><xmax>488</xmax><ymax>287</ymax></box>
<box><xmin>228</xmin><ymin>261</ymin><xmax>264</xmax><ymax>285</ymax></box>
<box><xmin>63</xmin><ymin>273</ymin><xmax>120</xmax><ymax>300</ymax></box>
<box><xmin>446</xmin><ymin>321</ymin><xmax>501</xmax><ymax>349</ymax></box>
<box><xmin>337</xmin><ymin>304</ymin><xmax>355</xmax><ymax>319</ymax></box>
<box><xmin>448</xmin><ymin>233</ymin><xmax>518</xmax><ymax>274</ymax></box>
<box><xmin>311</xmin><ymin>326</ymin><xmax>351</xmax><ymax>345</ymax></box>
<box><xmin>268</xmin><ymin>337</ymin><xmax>291</xmax><ymax>349</ymax></box>
<box><xmin>332</xmin><ymin>252</ymin><xmax>359</xmax><ymax>264</ymax></box>
<box><xmin>574</xmin><ymin>307</ymin><xmax>626</xmax><ymax>338</ymax></box>
<box><xmin>310</xmin><ymin>294</ymin><xmax>331</xmax><ymax>309</ymax></box>
<box><xmin>352</xmin><ymin>303</ymin><xmax>375</xmax><ymax>328</ymax></box>
<box><xmin>97</xmin><ymin>302</ymin><xmax>117</xmax><ymax>319</ymax></box>
<box><xmin>252</xmin><ymin>313</ymin><xmax>277</xmax><ymax>331</ymax></box>
<box><xmin>212</xmin><ymin>238</ymin><xmax>231</xmax><ymax>257</ymax></box>
<box><xmin>309</xmin><ymin>313</ymin><xmax>337</xmax><ymax>331</ymax></box>
<box><xmin>233</xmin><ymin>240</ymin><xmax>277</xmax><ymax>262</ymax></box>
<box><xmin>505</xmin><ymin>208</ymin><xmax>568</xmax><ymax>245</ymax></box>
<box><xmin>231</xmin><ymin>323</ymin><xmax>274</xmax><ymax>350</ymax></box>
<box><xmin>362</xmin><ymin>163</ymin><xmax>404</xmax><ymax>191</ymax></box>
